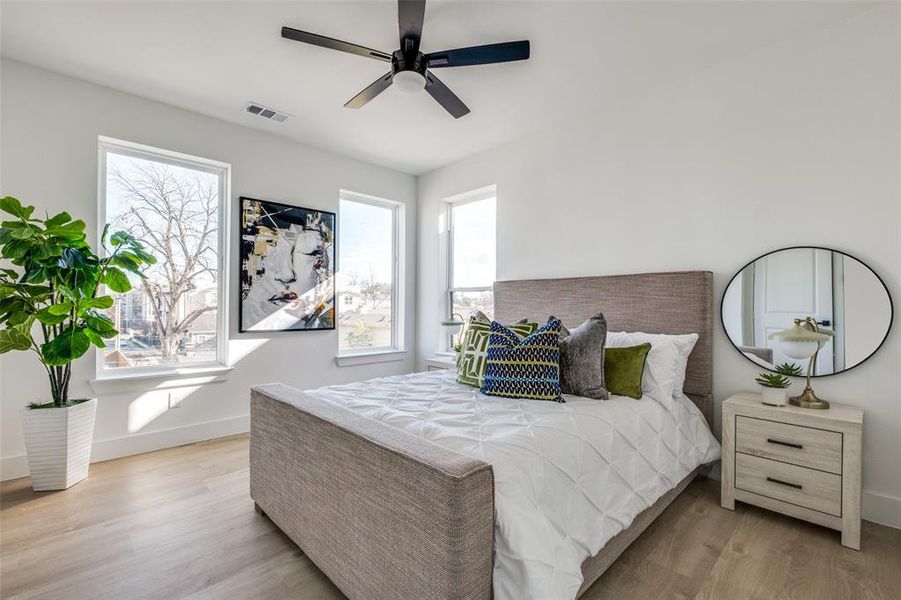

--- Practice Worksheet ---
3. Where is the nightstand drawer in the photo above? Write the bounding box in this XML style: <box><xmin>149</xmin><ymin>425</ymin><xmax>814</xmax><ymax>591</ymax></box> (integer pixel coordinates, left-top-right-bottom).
<box><xmin>735</xmin><ymin>453</ymin><xmax>841</xmax><ymax>516</ymax></box>
<box><xmin>736</xmin><ymin>416</ymin><xmax>842</xmax><ymax>474</ymax></box>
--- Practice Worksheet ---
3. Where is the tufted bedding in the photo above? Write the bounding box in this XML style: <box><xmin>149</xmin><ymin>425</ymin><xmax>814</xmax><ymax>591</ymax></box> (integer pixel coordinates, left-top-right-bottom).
<box><xmin>307</xmin><ymin>369</ymin><xmax>721</xmax><ymax>600</ymax></box>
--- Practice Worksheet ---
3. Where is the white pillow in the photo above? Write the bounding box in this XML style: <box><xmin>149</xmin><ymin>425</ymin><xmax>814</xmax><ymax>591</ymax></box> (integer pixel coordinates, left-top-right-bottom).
<box><xmin>606</xmin><ymin>331</ymin><xmax>698</xmax><ymax>408</ymax></box>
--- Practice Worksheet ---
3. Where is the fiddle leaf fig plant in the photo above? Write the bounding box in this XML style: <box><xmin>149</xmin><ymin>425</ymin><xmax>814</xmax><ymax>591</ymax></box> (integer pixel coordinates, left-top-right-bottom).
<box><xmin>0</xmin><ymin>196</ymin><xmax>155</xmax><ymax>407</ymax></box>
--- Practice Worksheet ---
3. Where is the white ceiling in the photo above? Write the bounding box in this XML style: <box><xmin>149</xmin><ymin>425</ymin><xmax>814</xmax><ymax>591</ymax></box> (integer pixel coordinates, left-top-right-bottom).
<box><xmin>1</xmin><ymin>1</ymin><xmax>873</xmax><ymax>174</ymax></box>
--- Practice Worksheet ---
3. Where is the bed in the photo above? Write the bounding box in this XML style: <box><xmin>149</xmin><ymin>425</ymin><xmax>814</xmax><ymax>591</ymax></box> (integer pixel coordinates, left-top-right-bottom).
<box><xmin>250</xmin><ymin>270</ymin><xmax>720</xmax><ymax>600</ymax></box>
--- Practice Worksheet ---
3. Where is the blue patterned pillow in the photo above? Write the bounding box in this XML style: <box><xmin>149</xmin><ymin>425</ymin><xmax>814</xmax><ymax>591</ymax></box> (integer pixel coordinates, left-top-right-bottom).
<box><xmin>480</xmin><ymin>318</ymin><xmax>564</xmax><ymax>402</ymax></box>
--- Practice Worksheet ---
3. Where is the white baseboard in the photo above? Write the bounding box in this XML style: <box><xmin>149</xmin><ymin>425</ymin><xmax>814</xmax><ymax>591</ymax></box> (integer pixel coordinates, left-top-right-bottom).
<box><xmin>862</xmin><ymin>491</ymin><xmax>901</xmax><ymax>529</ymax></box>
<box><xmin>1</xmin><ymin>414</ymin><xmax>249</xmax><ymax>482</ymax></box>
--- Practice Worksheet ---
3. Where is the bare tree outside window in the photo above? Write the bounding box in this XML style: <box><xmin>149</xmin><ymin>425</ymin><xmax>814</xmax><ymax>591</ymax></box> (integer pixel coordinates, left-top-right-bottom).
<box><xmin>103</xmin><ymin>151</ymin><xmax>221</xmax><ymax>369</ymax></box>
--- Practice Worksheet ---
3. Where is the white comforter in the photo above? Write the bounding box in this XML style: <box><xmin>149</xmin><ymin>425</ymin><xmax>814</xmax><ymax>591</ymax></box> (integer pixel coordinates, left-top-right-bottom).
<box><xmin>308</xmin><ymin>370</ymin><xmax>720</xmax><ymax>600</ymax></box>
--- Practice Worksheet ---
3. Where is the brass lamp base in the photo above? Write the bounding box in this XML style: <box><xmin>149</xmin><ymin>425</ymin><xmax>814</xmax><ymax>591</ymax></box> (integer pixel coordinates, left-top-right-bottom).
<box><xmin>789</xmin><ymin>387</ymin><xmax>830</xmax><ymax>409</ymax></box>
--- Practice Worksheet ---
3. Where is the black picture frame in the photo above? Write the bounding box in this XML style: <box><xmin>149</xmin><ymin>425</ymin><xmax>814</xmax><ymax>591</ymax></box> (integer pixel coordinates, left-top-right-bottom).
<box><xmin>238</xmin><ymin>196</ymin><xmax>337</xmax><ymax>333</ymax></box>
<box><xmin>720</xmin><ymin>245</ymin><xmax>893</xmax><ymax>378</ymax></box>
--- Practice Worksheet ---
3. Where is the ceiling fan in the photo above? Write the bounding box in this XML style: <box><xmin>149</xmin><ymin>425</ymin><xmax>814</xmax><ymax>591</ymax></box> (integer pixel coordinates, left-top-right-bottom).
<box><xmin>281</xmin><ymin>0</ymin><xmax>530</xmax><ymax>119</ymax></box>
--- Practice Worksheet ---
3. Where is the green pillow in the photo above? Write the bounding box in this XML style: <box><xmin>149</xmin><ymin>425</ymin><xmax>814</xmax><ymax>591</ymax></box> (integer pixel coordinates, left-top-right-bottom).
<box><xmin>457</xmin><ymin>316</ymin><xmax>537</xmax><ymax>387</ymax></box>
<box><xmin>604</xmin><ymin>343</ymin><xmax>651</xmax><ymax>399</ymax></box>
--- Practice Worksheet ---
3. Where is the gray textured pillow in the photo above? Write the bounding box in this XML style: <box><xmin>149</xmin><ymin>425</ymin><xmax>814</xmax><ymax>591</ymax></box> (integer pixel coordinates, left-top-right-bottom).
<box><xmin>553</xmin><ymin>313</ymin><xmax>609</xmax><ymax>400</ymax></box>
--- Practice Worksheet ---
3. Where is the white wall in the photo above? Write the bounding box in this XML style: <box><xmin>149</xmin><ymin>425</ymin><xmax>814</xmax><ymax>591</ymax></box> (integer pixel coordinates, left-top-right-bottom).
<box><xmin>417</xmin><ymin>6</ymin><xmax>900</xmax><ymax>527</ymax></box>
<box><xmin>843</xmin><ymin>256</ymin><xmax>892</xmax><ymax>366</ymax></box>
<box><xmin>0</xmin><ymin>59</ymin><xmax>417</xmax><ymax>479</ymax></box>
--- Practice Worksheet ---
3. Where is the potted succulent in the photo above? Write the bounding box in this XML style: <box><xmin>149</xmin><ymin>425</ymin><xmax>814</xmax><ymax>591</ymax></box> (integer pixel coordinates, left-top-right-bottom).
<box><xmin>755</xmin><ymin>373</ymin><xmax>791</xmax><ymax>406</ymax></box>
<box><xmin>754</xmin><ymin>362</ymin><xmax>803</xmax><ymax>406</ymax></box>
<box><xmin>0</xmin><ymin>196</ymin><xmax>154</xmax><ymax>490</ymax></box>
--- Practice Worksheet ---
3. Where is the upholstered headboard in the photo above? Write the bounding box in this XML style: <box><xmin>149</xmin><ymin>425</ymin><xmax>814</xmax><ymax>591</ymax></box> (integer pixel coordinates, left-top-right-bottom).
<box><xmin>494</xmin><ymin>271</ymin><xmax>714</xmax><ymax>425</ymax></box>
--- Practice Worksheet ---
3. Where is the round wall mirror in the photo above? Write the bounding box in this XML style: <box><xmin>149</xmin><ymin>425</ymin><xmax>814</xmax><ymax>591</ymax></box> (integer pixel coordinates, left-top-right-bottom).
<box><xmin>722</xmin><ymin>247</ymin><xmax>893</xmax><ymax>376</ymax></box>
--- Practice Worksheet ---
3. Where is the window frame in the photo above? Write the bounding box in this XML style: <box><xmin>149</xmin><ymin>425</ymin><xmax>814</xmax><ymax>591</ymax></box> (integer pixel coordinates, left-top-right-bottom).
<box><xmin>95</xmin><ymin>136</ymin><xmax>231</xmax><ymax>379</ymax></box>
<box><xmin>337</xmin><ymin>189</ymin><xmax>405</xmax><ymax>357</ymax></box>
<box><xmin>443</xmin><ymin>186</ymin><xmax>497</xmax><ymax>350</ymax></box>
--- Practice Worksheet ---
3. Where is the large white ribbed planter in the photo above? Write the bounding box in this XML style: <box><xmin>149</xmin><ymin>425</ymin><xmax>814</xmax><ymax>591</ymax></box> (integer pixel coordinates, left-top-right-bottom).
<box><xmin>21</xmin><ymin>398</ymin><xmax>97</xmax><ymax>491</ymax></box>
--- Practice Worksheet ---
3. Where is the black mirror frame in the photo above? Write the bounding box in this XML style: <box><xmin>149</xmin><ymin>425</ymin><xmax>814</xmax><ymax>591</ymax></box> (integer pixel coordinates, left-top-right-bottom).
<box><xmin>720</xmin><ymin>245</ymin><xmax>894</xmax><ymax>378</ymax></box>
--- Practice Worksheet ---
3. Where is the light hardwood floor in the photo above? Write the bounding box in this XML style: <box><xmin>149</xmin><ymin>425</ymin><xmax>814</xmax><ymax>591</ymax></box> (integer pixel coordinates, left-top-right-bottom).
<box><xmin>2</xmin><ymin>434</ymin><xmax>899</xmax><ymax>600</ymax></box>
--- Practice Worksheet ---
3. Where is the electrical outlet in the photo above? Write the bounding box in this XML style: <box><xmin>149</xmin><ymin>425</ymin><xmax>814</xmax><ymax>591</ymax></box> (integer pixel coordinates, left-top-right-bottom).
<box><xmin>168</xmin><ymin>392</ymin><xmax>180</xmax><ymax>409</ymax></box>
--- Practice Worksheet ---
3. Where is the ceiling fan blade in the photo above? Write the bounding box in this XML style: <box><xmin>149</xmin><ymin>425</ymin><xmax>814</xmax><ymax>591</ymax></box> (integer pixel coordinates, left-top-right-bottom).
<box><xmin>398</xmin><ymin>0</ymin><xmax>426</xmax><ymax>56</ymax></box>
<box><xmin>424</xmin><ymin>72</ymin><xmax>470</xmax><ymax>119</ymax></box>
<box><xmin>426</xmin><ymin>40</ymin><xmax>530</xmax><ymax>68</ymax></box>
<box><xmin>344</xmin><ymin>72</ymin><xmax>394</xmax><ymax>109</ymax></box>
<box><xmin>282</xmin><ymin>26</ymin><xmax>391</xmax><ymax>62</ymax></box>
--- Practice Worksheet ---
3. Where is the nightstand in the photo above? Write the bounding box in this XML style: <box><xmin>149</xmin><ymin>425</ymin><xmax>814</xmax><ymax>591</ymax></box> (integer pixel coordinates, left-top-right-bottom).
<box><xmin>425</xmin><ymin>355</ymin><xmax>457</xmax><ymax>371</ymax></box>
<box><xmin>721</xmin><ymin>392</ymin><xmax>863</xmax><ymax>549</ymax></box>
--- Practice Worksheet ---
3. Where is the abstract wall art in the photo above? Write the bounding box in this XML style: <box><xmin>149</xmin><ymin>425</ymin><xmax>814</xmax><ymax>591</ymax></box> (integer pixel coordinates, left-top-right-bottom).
<box><xmin>239</xmin><ymin>197</ymin><xmax>336</xmax><ymax>332</ymax></box>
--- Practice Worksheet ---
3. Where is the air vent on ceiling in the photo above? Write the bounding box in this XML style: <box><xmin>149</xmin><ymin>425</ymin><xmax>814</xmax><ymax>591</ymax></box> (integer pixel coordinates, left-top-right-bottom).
<box><xmin>244</xmin><ymin>102</ymin><xmax>290</xmax><ymax>123</ymax></box>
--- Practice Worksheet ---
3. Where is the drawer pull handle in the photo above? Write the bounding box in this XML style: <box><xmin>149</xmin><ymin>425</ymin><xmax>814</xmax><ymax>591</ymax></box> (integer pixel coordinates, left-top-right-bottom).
<box><xmin>767</xmin><ymin>438</ymin><xmax>803</xmax><ymax>450</ymax></box>
<box><xmin>766</xmin><ymin>476</ymin><xmax>803</xmax><ymax>490</ymax></box>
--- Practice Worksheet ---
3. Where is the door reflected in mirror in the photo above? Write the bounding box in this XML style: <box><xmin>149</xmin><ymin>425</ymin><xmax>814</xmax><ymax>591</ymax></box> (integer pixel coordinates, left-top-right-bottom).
<box><xmin>722</xmin><ymin>247</ymin><xmax>893</xmax><ymax>376</ymax></box>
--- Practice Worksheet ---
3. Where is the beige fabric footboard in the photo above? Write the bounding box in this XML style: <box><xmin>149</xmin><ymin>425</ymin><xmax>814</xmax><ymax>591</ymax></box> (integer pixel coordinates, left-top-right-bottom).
<box><xmin>249</xmin><ymin>383</ymin><xmax>495</xmax><ymax>600</ymax></box>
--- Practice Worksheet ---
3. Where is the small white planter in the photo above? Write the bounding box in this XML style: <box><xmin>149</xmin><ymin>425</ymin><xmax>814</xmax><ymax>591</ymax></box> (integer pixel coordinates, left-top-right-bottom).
<box><xmin>21</xmin><ymin>398</ymin><xmax>97</xmax><ymax>491</ymax></box>
<box><xmin>760</xmin><ymin>386</ymin><xmax>788</xmax><ymax>407</ymax></box>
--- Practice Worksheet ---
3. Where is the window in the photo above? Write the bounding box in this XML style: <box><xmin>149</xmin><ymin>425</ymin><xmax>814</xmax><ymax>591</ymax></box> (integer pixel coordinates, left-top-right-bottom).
<box><xmin>338</xmin><ymin>191</ymin><xmax>403</xmax><ymax>353</ymax></box>
<box><xmin>447</xmin><ymin>188</ymin><xmax>496</xmax><ymax>334</ymax></box>
<box><xmin>98</xmin><ymin>137</ymin><xmax>229</xmax><ymax>375</ymax></box>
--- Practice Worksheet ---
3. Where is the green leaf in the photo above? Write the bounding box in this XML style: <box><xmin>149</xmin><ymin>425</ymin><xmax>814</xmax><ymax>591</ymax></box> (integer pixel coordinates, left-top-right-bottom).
<box><xmin>22</xmin><ymin>267</ymin><xmax>48</xmax><ymax>284</ymax></box>
<box><xmin>0</xmin><ymin>296</ymin><xmax>25</xmax><ymax>316</ymax></box>
<box><xmin>20</xmin><ymin>284</ymin><xmax>52</xmax><ymax>298</ymax></box>
<box><xmin>57</xmin><ymin>247</ymin><xmax>87</xmax><ymax>269</ymax></box>
<box><xmin>83</xmin><ymin>328</ymin><xmax>107</xmax><ymax>349</ymax></box>
<box><xmin>0</xmin><ymin>327</ymin><xmax>32</xmax><ymax>354</ymax></box>
<box><xmin>0</xmin><ymin>197</ymin><xmax>34</xmax><ymax>220</ymax></box>
<box><xmin>47</xmin><ymin>302</ymin><xmax>73</xmax><ymax>316</ymax></box>
<box><xmin>102</xmin><ymin>268</ymin><xmax>131</xmax><ymax>293</ymax></box>
<box><xmin>45</xmin><ymin>211</ymin><xmax>72</xmax><ymax>229</ymax></box>
<box><xmin>7</xmin><ymin>310</ymin><xmax>32</xmax><ymax>326</ymax></box>
<box><xmin>84</xmin><ymin>296</ymin><xmax>114</xmax><ymax>310</ymax></box>
<box><xmin>9</xmin><ymin>227</ymin><xmax>35</xmax><ymax>240</ymax></box>
<box><xmin>2</xmin><ymin>238</ymin><xmax>31</xmax><ymax>260</ymax></box>
<box><xmin>109</xmin><ymin>231</ymin><xmax>134</xmax><ymax>247</ymax></box>
<box><xmin>35</xmin><ymin>308</ymin><xmax>68</xmax><ymax>326</ymax></box>
<box><xmin>85</xmin><ymin>314</ymin><xmax>118</xmax><ymax>338</ymax></box>
<box><xmin>109</xmin><ymin>253</ymin><xmax>143</xmax><ymax>273</ymax></box>
<box><xmin>41</xmin><ymin>327</ymin><xmax>91</xmax><ymax>365</ymax></box>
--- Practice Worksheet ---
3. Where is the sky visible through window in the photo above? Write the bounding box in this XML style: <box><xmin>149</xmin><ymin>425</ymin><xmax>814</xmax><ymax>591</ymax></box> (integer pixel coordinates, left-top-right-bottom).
<box><xmin>338</xmin><ymin>198</ymin><xmax>394</xmax><ymax>350</ymax></box>
<box><xmin>337</xmin><ymin>199</ymin><xmax>392</xmax><ymax>287</ymax></box>
<box><xmin>452</xmin><ymin>197</ymin><xmax>496</xmax><ymax>288</ymax></box>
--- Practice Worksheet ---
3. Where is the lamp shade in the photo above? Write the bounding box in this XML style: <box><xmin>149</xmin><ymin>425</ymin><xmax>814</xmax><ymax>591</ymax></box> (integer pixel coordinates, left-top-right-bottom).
<box><xmin>778</xmin><ymin>340</ymin><xmax>819</xmax><ymax>360</ymax></box>
<box><xmin>769</xmin><ymin>321</ymin><xmax>833</xmax><ymax>359</ymax></box>
<box><xmin>441</xmin><ymin>318</ymin><xmax>464</xmax><ymax>335</ymax></box>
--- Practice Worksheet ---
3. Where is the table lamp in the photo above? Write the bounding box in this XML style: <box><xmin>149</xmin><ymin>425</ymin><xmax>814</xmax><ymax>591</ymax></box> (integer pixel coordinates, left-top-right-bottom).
<box><xmin>441</xmin><ymin>313</ymin><xmax>465</xmax><ymax>349</ymax></box>
<box><xmin>769</xmin><ymin>317</ymin><xmax>834</xmax><ymax>409</ymax></box>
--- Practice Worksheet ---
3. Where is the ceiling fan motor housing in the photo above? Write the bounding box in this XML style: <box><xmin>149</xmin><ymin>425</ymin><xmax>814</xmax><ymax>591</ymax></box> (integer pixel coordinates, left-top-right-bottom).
<box><xmin>391</xmin><ymin>49</ymin><xmax>427</xmax><ymax>78</ymax></box>
<box><xmin>391</xmin><ymin>49</ymin><xmax>427</xmax><ymax>92</ymax></box>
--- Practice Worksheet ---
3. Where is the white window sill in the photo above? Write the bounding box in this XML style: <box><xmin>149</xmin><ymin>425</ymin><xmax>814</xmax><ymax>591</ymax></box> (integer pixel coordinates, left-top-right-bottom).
<box><xmin>90</xmin><ymin>365</ymin><xmax>234</xmax><ymax>394</ymax></box>
<box><xmin>335</xmin><ymin>349</ymin><xmax>407</xmax><ymax>367</ymax></box>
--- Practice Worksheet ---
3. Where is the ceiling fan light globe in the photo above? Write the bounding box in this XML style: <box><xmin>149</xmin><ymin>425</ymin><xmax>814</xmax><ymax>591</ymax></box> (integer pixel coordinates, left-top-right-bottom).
<box><xmin>393</xmin><ymin>70</ymin><xmax>426</xmax><ymax>93</ymax></box>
